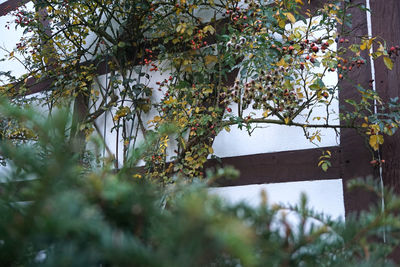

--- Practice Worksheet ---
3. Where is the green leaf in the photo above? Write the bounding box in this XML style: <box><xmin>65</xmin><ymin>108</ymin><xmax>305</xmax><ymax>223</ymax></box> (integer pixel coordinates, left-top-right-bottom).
<box><xmin>321</xmin><ymin>162</ymin><xmax>328</xmax><ymax>172</ymax></box>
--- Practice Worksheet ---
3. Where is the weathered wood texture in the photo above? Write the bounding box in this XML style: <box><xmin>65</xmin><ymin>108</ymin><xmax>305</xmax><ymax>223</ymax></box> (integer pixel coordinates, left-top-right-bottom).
<box><xmin>207</xmin><ymin>146</ymin><xmax>341</xmax><ymax>186</ymax></box>
<box><xmin>0</xmin><ymin>0</ymin><xmax>28</xmax><ymax>16</ymax></box>
<box><xmin>338</xmin><ymin>0</ymin><xmax>377</xmax><ymax>214</ymax></box>
<box><xmin>370</xmin><ymin>0</ymin><xmax>400</xmax><ymax>193</ymax></box>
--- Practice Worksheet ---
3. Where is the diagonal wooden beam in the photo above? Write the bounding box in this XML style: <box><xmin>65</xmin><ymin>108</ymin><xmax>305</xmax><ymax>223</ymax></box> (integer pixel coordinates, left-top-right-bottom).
<box><xmin>1</xmin><ymin>0</ymin><xmax>327</xmax><ymax>96</ymax></box>
<box><xmin>0</xmin><ymin>0</ymin><xmax>29</xmax><ymax>17</ymax></box>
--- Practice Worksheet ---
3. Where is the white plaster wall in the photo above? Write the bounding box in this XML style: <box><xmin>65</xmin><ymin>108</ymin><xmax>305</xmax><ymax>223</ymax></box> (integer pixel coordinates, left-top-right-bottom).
<box><xmin>0</xmin><ymin>5</ymin><xmax>340</xmax><ymax>166</ymax></box>
<box><xmin>0</xmin><ymin>2</ymin><xmax>34</xmax><ymax>81</ymax></box>
<box><xmin>212</xmin><ymin>16</ymin><xmax>339</xmax><ymax>158</ymax></box>
<box><xmin>96</xmin><ymin>16</ymin><xmax>341</xmax><ymax>162</ymax></box>
<box><xmin>210</xmin><ymin>179</ymin><xmax>345</xmax><ymax>220</ymax></box>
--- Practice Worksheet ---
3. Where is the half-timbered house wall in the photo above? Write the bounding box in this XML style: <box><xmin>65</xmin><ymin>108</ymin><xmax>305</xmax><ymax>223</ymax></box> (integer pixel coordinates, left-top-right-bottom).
<box><xmin>1</xmin><ymin>0</ymin><xmax>399</xmax><ymax>220</ymax></box>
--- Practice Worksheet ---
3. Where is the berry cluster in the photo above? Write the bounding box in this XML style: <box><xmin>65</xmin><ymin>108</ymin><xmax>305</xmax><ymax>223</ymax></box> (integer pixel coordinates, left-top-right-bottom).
<box><xmin>221</xmin><ymin>67</ymin><xmax>303</xmax><ymax>116</ymax></box>
<box><xmin>388</xmin><ymin>45</ymin><xmax>400</xmax><ymax>58</ymax></box>
<box><xmin>140</xmin><ymin>49</ymin><xmax>158</xmax><ymax>71</ymax></box>
<box><xmin>13</xmin><ymin>10</ymin><xmax>32</xmax><ymax>26</ymax></box>
<box><xmin>5</xmin><ymin>8</ymin><xmax>32</xmax><ymax>30</ymax></box>
<box><xmin>190</xmin><ymin>30</ymin><xmax>208</xmax><ymax>50</ymax></box>
<box><xmin>156</xmin><ymin>76</ymin><xmax>173</xmax><ymax>91</ymax></box>
<box><xmin>224</xmin><ymin>2</ymin><xmax>262</xmax><ymax>32</ymax></box>
<box><xmin>335</xmin><ymin>58</ymin><xmax>365</xmax><ymax>79</ymax></box>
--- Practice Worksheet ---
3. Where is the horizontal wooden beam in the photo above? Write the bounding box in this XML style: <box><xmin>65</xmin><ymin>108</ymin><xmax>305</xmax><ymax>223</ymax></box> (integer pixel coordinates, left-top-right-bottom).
<box><xmin>207</xmin><ymin>146</ymin><xmax>341</xmax><ymax>187</ymax></box>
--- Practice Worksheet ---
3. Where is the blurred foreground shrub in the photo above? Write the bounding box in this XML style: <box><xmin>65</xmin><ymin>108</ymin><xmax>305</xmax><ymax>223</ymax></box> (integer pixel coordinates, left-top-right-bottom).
<box><xmin>0</xmin><ymin>101</ymin><xmax>399</xmax><ymax>267</ymax></box>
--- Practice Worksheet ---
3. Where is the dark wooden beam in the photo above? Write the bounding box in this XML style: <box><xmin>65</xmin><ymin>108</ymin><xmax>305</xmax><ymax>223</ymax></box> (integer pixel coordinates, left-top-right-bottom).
<box><xmin>2</xmin><ymin>0</ymin><xmax>326</xmax><ymax>95</ymax></box>
<box><xmin>0</xmin><ymin>0</ymin><xmax>29</xmax><ymax>17</ymax></box>
<box><xmin>338</xmin><ymin>0</ymin><xmax>377</xmax><ymax>215</ymax></box>
<box><xmin>207</xmin><ymin>146</ymin><xmax>341</xmax><ymax>187</ymax></box>
<box><xmin>370</xmin><ymin>0</ymin><xmax>400</xmax><ymax>194</ymax></box>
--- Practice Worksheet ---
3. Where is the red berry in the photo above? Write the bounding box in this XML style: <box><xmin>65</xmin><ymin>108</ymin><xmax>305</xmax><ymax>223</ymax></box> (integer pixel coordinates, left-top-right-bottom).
<box><xmin>312</xmin><ymin>46</ymin><xmax>319</xmax><ymax>53</ymax></box>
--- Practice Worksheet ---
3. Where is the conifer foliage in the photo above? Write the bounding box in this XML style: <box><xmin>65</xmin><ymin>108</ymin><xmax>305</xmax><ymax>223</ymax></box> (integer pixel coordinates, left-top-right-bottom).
<box><xmin>0</xmin><ymin>100</ymin><xmax>399</xmax><ymax>266</ymax></box>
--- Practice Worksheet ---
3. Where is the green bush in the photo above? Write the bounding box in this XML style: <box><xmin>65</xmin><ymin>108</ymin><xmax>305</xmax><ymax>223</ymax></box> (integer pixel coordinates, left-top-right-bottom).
<box><xmin>0</xmin><ymin>101</ymin><xmax>399</xmax><ymax>266</ymax></box>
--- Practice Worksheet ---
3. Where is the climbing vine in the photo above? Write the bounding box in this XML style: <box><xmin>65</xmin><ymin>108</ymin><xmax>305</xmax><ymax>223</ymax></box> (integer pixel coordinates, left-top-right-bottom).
<box><xmin>1</xmin><ymin>0</ymin><xmax>400</xmax><ymax>184</ymax></box>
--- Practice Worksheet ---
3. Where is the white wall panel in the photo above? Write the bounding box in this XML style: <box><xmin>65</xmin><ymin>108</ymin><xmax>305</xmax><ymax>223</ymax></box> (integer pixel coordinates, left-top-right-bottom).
<box><xmin>210</xmin><ymin>179</ymin><xmax>345</xmax><ymax>220</ymax></box>
<box><xmin>0</xmin><ymin>2</ymin><xmax>34</xmax><ymax>80</ymax></box>
<box><xmin>212</xmin><ymin>16</ymin><xmax>339</xmax><ymax>157</ymax></box>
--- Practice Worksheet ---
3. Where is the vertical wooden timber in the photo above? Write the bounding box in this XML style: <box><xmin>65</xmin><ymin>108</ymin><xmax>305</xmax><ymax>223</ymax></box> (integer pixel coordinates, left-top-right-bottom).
<box><xmin>71</xmin><ymin>91</ymin><xmax>90</xmax><ymax>159</ymax></box>
<box><xmin>370</xmin><ymin>0</ymin><xmax>400</xmax><ymax>193</ymax></box>
<box><xmin>339</xmin><ymin>0</ymin><xmax>376</xmax><ymax>215</ymax></box>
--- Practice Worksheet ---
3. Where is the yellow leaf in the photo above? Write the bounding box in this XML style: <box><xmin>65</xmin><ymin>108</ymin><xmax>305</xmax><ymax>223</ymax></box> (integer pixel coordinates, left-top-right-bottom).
<box><xmin>132</xmin><ymin>174</ymin><xmax>142</xmax><ymax>179</ymax></box>
<box><xmin>285</xmin><ymin>12</ymin><xmax>296</xmax><ymax>24</ymax></box>
<box><xmin>384</xmin><ymin>56</ymin><xmax>393</xmax><ymax>70</ymax></box>
<box><xmin>224</xmin><ymin>126</ymin><xmax>231</xmax><ymax>132</ymax></box>
<box><xmin>204</xmin><ymin>55</ymin><xmax>217</xmax><ymax>65</ymax></box>
<box><xmin>369</xmin><ymin>135</ymin><xmax>379</xmax><ymax>150</ymax></box>
<box><xmin>276</xmin><ymin>57</ymin><xmax>287</xmax><ymax>67</ymax></box>
<box><xmin>208</xmin><ymin>147</ymin><xmax>214</xmax><ymax>154</ymax></box>
<box><xmin>377</xmin><ymin>43</ymin><xmax>385</xmax><ymax>52</ymax></box>
<box><xmin>368</xmin><ymin>38</ymin><xmax>375</xmax><ymax>50</ymax></box>
<box><xmin>360</xmin><ymin>40</ymin><xmax>367</xmax><ymax>51</ymax></box>
<box><xmin>284</xmin><ymin>117</ymin><xmax>290</xmax><ymax>124</ymax></box>
<box><xmin>295</xmin><ymin>0</ymin><xmax>304</xmax><ymax>4</ymax></box>
<box><xmin>278</xmin><ymin>18</ymin><xmax>286</xmax><ymax>28</ymax></box>
<box><xmin>203</xmin><ymin>25</ymin><xmax>215</xmax><ymax>34</ymax></box>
